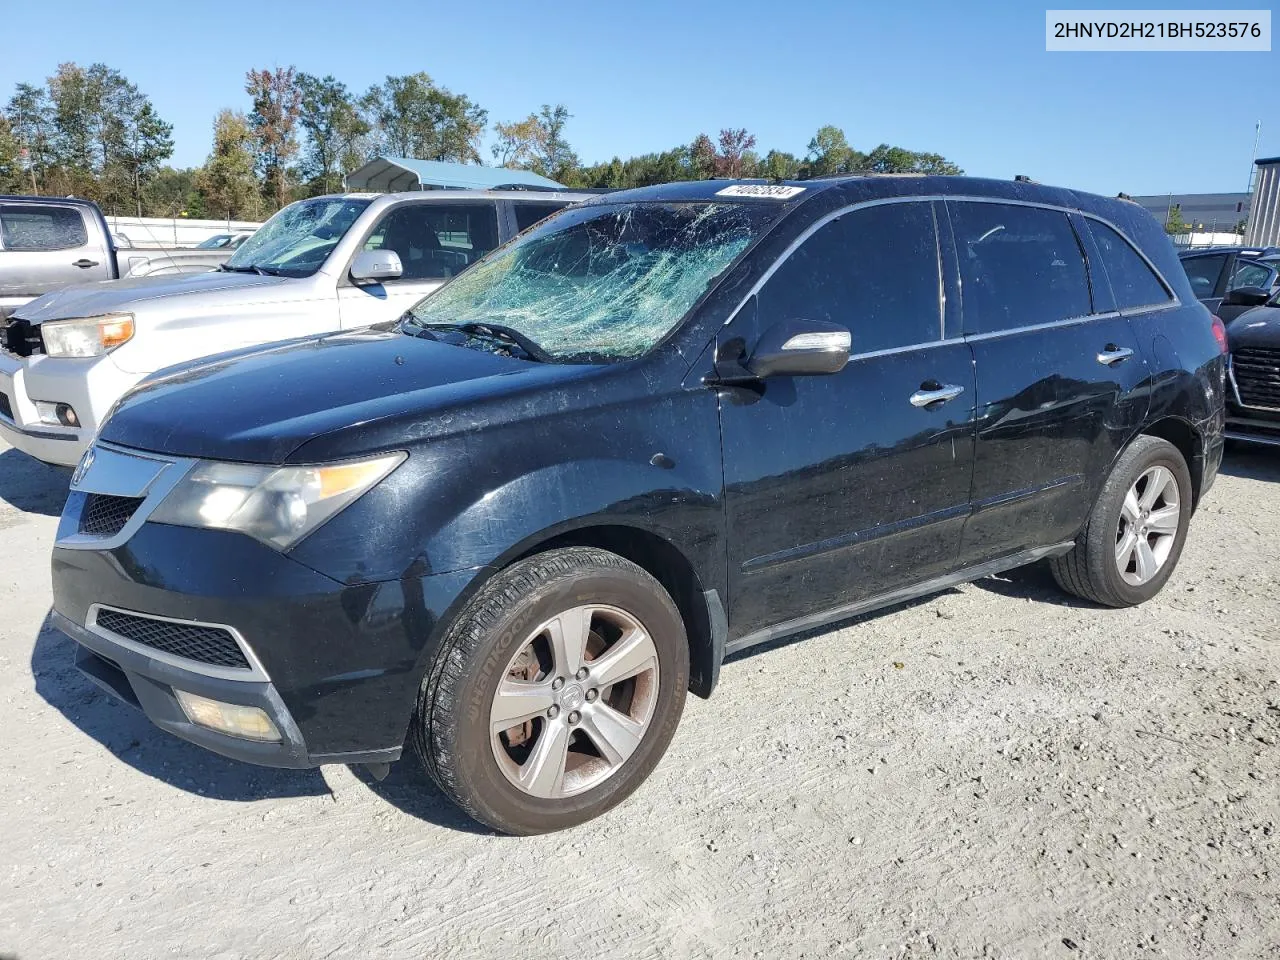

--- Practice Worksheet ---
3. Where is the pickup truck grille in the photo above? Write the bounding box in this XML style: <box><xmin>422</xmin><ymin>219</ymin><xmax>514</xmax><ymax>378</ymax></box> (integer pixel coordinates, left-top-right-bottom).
<box><xmin>79</xmin><ymin>494</ymin><xmax>144</xmax><ymax>537</ymax></box>
<box><xmin>93</xmin><ymin>608</ymin><xmax>251</xmax><ymax>670</ymax></box>
<box><xmin>1233</xmin><ymin>347</ymin><xmax>1280</xmax><ymax>410</ymax></box>
<box><xmin>1</xmin><ymin>318</ymin><xmax>42</xmax><ymax>357</ymax></box>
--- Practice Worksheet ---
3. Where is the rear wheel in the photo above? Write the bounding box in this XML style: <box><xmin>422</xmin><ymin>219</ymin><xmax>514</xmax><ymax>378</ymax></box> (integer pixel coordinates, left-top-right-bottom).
<box><xmin>413</xmin><ymin>547</ymin><xmax>688</xmax><ymax>834</ymax></box>
<box><xmin>1050</xmin><ymin>435</ymin><xmax>1193</xmax><ymax>607</ymax></box>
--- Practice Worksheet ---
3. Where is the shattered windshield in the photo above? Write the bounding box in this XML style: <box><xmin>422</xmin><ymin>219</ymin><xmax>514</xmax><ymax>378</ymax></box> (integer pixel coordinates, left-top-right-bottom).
<box><xmin>403</xmin><ymin>201</ymin><xmax>779</xmax><ymax>361</ymax></box>
<box><xmin>225</xmin><ymin>197</ymin><xmax>370</xmax><ymax>277</ymax></box>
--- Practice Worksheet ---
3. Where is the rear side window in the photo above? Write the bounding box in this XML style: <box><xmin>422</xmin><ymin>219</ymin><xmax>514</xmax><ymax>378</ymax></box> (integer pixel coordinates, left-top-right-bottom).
<box><xmin>757</xmin><ymin>201</ymin><xmax>942</xmax><ymax>354</ymax></box>
<box><xmin>0</xmin><ymin>204</ymin><xmax>88</xmax><ymax>251</ymax></box>
<box><xmin>364</xmin><ymin>203</ymin><xmax>500</xmax><ymax>280</ymax></box>
<box><xmin>950</xmin><ymin>202</ymin><xmax>1092</xmax><ymax>334</ymax></box>
<box><xmin>513</xmin><ymin>202</ymin><xmax>565</xmax><ymax>233</ymax></box>
<box><xmin>1180</xmin><ymin>254</ymin><xmax>1227</xmax><ymax>298</ymax></box>
<box><xmin>1088</xmin><ymin>221</ymin><xmax>1172</xmax><ymax>310</ymax></box>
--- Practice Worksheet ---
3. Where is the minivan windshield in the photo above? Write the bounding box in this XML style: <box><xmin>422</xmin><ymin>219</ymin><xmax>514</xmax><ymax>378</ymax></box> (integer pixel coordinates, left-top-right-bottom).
<box><xmin>225</xmin><ymin>197</ymin><xmax>371</xmax><ymax>277</ymax></box>
<box><xmin>403</xmin><ymin>201</ymin><xmax>779</xmax><ymax>361</ymax></box>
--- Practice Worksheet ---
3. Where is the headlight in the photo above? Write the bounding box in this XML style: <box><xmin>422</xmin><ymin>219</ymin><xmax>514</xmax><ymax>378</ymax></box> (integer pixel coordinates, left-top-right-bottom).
<box><xmin>150</xmin><ymin>452</ymin><xmax>406</xmax><ymax>550</ymax></box>
<box><xmin>42</xmin><ymin>313</ymin><xmax>135</xmax><ymax>358</ymax></box>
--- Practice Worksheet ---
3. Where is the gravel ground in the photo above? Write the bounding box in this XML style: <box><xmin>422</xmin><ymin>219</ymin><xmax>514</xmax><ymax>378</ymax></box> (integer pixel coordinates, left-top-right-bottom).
<box><xmin>0</xmin><ymin>439</ymin><xmax>1276</xmax><ymax>960</ymax></box>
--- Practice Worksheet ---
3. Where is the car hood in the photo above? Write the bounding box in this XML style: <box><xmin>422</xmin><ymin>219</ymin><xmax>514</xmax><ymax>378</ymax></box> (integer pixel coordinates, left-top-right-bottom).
<box><xmin>99</xmin><ymin>328</ymin><xmax>605</xmax><ymax>464</ymax></box>
<box><xmin>14</xmin><ymin>271</ymin><xmax>294</xmax><ymax>323</ymax></box>
<box><xmin>1227</xmin><ymin>305</ymin><xmax>1280</xmax><ymax>350</ymax></box>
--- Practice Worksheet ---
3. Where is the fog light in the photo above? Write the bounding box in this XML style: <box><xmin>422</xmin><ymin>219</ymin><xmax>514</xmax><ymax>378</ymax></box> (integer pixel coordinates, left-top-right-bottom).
<box><xmin>34</xmin><ymin>401</ymin><xmax>80</xmax><ymax>427</ymax></box>
<box><xmin>174</xmin><ymin>689</ymin><xmax>281</xmax><ymax>742</ymax></box>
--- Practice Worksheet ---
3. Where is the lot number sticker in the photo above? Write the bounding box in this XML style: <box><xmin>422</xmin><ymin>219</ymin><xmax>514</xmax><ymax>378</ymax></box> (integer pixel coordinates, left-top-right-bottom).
<box><xmin>715</xmin><ymin>184</ymin><xmax>806</xmax><ymax>199</ymax></box>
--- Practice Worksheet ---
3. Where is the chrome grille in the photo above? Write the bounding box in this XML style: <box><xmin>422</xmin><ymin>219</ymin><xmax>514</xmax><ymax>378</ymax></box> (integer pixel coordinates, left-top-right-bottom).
<box><xmin>1233</xmin><ymin>347</ymin><xmax>1280</xmax><ymax>409</ymax></box>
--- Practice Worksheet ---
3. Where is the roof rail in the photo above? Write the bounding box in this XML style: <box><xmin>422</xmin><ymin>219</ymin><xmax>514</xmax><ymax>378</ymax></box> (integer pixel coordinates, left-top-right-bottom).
<box><xmin>1014</xmin><ymin>174</ymin><xmax>1036</xmax><ymax>183</ymax></box>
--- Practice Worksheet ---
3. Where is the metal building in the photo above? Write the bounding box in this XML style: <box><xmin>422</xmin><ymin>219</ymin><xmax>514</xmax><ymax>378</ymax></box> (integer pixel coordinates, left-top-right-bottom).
<box><xmin>1245</xmin><ymin>157</ymin><xmax>1280</xmax><ymax>247</ymax></box>
<box><xmin>344</xmin><ymin>157</ymin><xmax>565</xmax><ymax>193</ymax></box>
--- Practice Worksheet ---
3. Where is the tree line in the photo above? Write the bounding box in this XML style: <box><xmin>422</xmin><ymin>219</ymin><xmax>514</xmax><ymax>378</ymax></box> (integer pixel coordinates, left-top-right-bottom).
<box><xmin>0</xmin><ymin>62</ymin><xmax>963</xmax><ymax>221</ymax></box>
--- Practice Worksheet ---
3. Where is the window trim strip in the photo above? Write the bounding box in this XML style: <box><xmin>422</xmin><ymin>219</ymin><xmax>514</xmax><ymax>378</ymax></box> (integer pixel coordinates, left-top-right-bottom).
<box><xmin>722</xmin><ymin>194</ymin><xmax>1182</xmax><ymax>348</ymax></box>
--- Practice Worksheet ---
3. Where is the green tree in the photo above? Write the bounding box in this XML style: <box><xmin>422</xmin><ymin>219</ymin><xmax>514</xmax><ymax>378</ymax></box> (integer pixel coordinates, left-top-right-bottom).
<box><xmin>689</xmin><ymin>133</ymin><xmax>717</xmax><ymax>179</ymax></box>
<box><xmin>245</xmin><ymin>66</ymin><xmax>303</xmax><ymax>211</ymax></box>
<box><xmin>362</xmin><ymin>73</ymin><xmax>487</xmax><ymax>164</ymax></box>
<box><xmin>803</xmin><ymin>125</ymin><xmax>861</xmax><ymax>177</ymax></box>
<box><xmin>195</xmin><ymin>109</ymin><xmax>261</xmax><ymax>221</ymax></box>
<box><xmin>142</xmin><ymin>166</ymin><xmax>199</xmax><ymax>218</ymax></box>
<box><xmin>6</xmin><ymin>83</ymin><xmax>54</xmax><ymax>192</ymax></box>
<box><xmin>0</xmin><ymin>115</ymin><xmax>26</xmax><ymax>193</ymax></box>
<box><xmin>1164</xmin><ymin>205</ymin><xmax>1187</xmax><ymax>235</ymax></box>
<box><xmin>114</xmin><ymin>99</ymin><xmax>175</xmax><ymax>216</ymax></box>
<box><xmin>491</xmin><ymin>113</ymin><xmax>544</xmax><ymax>168</ymax></box>
<box><xmin>296</xmin><ymin>73</ymin><xmax>368</xmax><ymax>196</ymax></box>
<box><xmin>760</xmin><ymin>149</ymin><xmax>801</xmax><ymax>180</ymax></box>
<box><xmin>864</xmin><ymin>144</ymin><xmax>961</xmax><ymax>175</ymax></box>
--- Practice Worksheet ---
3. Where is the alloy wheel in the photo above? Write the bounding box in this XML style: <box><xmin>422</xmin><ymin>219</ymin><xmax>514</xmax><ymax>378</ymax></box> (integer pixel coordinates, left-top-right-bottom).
<box><xmin>489</xmin><ymin>604</ymin><xmax>660</xmax><ymax>799</ymax></box>
<box><xmin>1115</xmin><ymin>465</ymin><xmax>1180</xmax><ymax>586</ymax></box>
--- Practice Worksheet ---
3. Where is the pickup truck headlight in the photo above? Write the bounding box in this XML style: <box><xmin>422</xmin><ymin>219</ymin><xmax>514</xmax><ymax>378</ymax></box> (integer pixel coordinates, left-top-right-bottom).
<box><xmin>41</xmin><ymin>313</ymin><xmax>136</xmax><ymax>358</ymax></box>
<box><xmin>150</xmin><ymin>453</ymin><xmax>406</xmax><ymax>550</ymax></box>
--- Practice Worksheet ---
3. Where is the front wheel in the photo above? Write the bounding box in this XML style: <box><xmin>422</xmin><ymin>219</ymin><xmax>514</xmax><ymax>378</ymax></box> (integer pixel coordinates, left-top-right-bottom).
<box><xmin>1050</xmin><ymin>435</ymin><xmax>1193</xmax><ymax>607</ymax></box>
<box><xmin>413</xmin><ymin>547</ymin><xmax>689</xmax><ymax>834</ymax></box>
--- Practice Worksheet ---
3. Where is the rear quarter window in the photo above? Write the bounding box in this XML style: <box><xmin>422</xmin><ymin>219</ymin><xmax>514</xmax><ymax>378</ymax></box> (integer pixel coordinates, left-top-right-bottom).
<box><xmin>513</xmin><ymin>202</ymin><xmax>566</xmax><ymax>233</ymax></box>
<box><xmin>1088</xmin><ymin>221</ymin><xmax>1173</xmax><ymax>310</ymax></box>
<box><xmin>0</xmin><ymin>204</ymin><xmax>89</xmax><ymax>251</ymax></box>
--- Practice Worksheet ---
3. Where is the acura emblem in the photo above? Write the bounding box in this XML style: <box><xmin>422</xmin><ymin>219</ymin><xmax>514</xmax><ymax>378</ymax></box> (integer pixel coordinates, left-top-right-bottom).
<box><xmin>72</xmin><ymin>445</ymin><xmax>96</xmax><ymax>487</ymax></box>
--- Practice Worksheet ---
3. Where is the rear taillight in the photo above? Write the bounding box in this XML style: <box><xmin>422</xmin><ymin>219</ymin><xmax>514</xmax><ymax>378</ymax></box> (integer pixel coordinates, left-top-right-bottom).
<box><xmin>1210</xmin><ymin>314</ymin><xmax>1228</xmax><ymax>354</ymax></box>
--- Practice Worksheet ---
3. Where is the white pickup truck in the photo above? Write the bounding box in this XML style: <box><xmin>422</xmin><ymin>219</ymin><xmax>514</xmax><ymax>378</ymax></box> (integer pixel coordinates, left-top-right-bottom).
<box><xmin>0</xmin><ymin>189</ymin><xmax>586</xmax><ymax>466</ymax></box>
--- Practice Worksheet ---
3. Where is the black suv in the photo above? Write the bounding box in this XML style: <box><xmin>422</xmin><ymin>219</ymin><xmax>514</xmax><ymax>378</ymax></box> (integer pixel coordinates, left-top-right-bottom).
<box><xmin>51</xmin><ymin>177</ymin><xmax>1226</xmax><ymax>834</ymax></box>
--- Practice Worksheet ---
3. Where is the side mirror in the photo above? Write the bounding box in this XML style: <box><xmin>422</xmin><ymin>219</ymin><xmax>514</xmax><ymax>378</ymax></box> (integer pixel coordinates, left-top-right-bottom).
<box><xmin>746</xmin><ymin>319</ymin><xmax>851</xmax><ymax>378</ymax></box>
<box><xmin>350</xmin><ymin>249</ymin><xmax>402</xmax><ymax>285</ymax></box>
<box><xmin>1223</xmin><ymin>285</ymin><xmax>1271</xmax><ymax>307</ymax></box>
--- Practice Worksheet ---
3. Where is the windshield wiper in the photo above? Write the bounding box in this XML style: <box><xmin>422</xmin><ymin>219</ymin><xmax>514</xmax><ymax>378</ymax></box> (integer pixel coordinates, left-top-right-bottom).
<box><xmin>220</xmin><ymin>264</ymin><xmax>275</xmax><ymax>276</ymax></box>
<box><xmin>419</xmin><ymin>321</ymin><xmax>553</xmax><ymax>363</ymax></box>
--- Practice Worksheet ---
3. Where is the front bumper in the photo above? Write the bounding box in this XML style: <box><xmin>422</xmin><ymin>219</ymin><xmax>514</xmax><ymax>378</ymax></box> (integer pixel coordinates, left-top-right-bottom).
<box><xmin>51</xmin><ymin>442</ymin><xmax>482</xmax><ymax>767</ymax></box>
<box><xmin>0</xmin><ymin>351</ymin><xmax>141</xmax><ymax>466</ymax></box>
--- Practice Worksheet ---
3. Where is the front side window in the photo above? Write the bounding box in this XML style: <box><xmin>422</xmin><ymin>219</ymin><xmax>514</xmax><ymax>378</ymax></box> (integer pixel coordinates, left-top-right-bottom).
<box><xmin>1088</xmin><ymin>220</ymin><xmax>1172</xmax><ymax>310</ymax></box>
<box><xmin>1230</xmin><ymin>259</ymin><xmax>1274</xmax><ymax>292</ymax></box>
<box><xmin>226</xmin><ymin>197</ymin><xmax>371</xmax><ymax>277</ymax></box>
<box><xmin>756</xmin><ymin>202</ymin><xmax>943</xmax><ymax>353</ymax></box>
<box><xmin>0</xmin><ymin>204</ymin><xmax>88</xmax><ymax>251</ymax></box>
<box><xmin>951</xmin><ymin>202</ymin><xmax>1092</xmax><ymax>334</ymax></box>
<box><xmin>513</xmin><ymin>202</ymin><xmax>566</xmax><ymax>233</ymax></box>
<box><xmin>405</xmin><ymin>201</ymin><xmax>779</xmax><ymax>361</ymax></box>
<box><xmin>1180</xmin><ymin>254</ymin><xmax>1227</xmax><ymax>299</ymax></box>
<box><xmin>363</xmin><ymin>203</ymin><xmax>499</xmax><ymax>280</ymax></box>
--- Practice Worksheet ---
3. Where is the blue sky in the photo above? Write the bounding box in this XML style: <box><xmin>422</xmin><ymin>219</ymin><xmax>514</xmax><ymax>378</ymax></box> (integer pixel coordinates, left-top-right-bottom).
<box><xmin>3</xmin><ymin>0</ymin><xmax>1275</xmax><ymax>196</ymax></box>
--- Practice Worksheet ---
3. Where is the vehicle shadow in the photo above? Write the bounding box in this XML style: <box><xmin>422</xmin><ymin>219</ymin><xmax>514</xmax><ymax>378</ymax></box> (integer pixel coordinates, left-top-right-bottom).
<box><xmin>724</xmin><ymin>593</ymin><xmax>946</xmax><ymax>664</ymax></box>
<box><xmin>969</xmin><ymin>560</ymin><xmax>1098</xmax><ymax>608</ymax></box>
<box><xmin>31</xmin><ymin>614</ymin><xmax>330</xmax><ymax>801</ymax></box>
<box><xmin>0</xmin><ymin>448</ymin><xmax>71</xmax><ymax>516</ymax></box>
<box><xmin>1220</xmin><ymin>444</ymin><xmax>1280</xmax><ymax>482</ymax></box>
<box><xmin>32</xmin><ymin>612</ymin><xmax>491</xmax><ymax>831</ymax></box>
<box><xmin>348</xmin><ymin>760</ymin><xmax>493</xmax><ymax>835</ymax></box>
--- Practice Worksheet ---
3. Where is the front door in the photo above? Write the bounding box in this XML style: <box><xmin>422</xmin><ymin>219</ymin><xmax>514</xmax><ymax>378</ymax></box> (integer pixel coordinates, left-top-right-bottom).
<box><xmin>947</xmin><ymin>200</ymin><xmax>1152</xmax><ymax>564</ymax></box>
<box><xmin>0</xmin><ymin>202</ymin><xmax>110</xmax><ymax>300</ymax></box>
<box><xmin>338</xmin><ymin>201</ymin><xmax>503</xmax><ymax>328</ymax></box>
<box><xmin>718</xmin><ymin>200</ymin><xmax>976</xmax><ymax>640</ymax></box>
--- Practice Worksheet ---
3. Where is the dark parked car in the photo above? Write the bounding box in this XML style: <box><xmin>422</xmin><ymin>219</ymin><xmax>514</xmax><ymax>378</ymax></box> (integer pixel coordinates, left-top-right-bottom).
<box><xmin>51</xmin><ymin>176</ymin><xmax>1226</xmax><ymax>834</ymax></box>
<box><xmin>1176</xmin><ymin>248</ymin><xmax>1280</xmax><ymax>446</ymax></box>
<box><xmin>1179</xmin><ymin>246</ymin><xmax>1280</xmax><ymax>320</ymax></box>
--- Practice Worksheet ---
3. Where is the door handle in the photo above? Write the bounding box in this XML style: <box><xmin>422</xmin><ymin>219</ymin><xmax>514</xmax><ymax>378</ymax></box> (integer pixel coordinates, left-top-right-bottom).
<box><xmin>909</xmin><ymin>383</ymin><xmax>965</xmax><ymax>408</ymax></box>
<box><xmin>1096</xmin><ymin>345</ymin><xmax>1134</xmax><ymax>366</ymax></box>
<box><xmin>72</xmin><ymin>259</ymin><xmax>99</xmax><ymax>269</ymax></box>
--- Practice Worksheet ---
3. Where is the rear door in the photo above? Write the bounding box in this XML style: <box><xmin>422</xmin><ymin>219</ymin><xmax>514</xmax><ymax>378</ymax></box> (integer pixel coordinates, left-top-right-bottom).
<box><xmin>949</xmin><ymin>200</ymin><xmax>1151</xmax><ymax>565</ymax></box>
<box><xmin>718</xmin><ymin>200</ymin><xmax>976</xmax><ymax>638</ymax></box>
<box><xmin>0</xmin><ymin>202</ymin><xmax>110</xmax><ymax>301</ymax></box>
<box><xmin>337</xmin><ymin>201</ymin><xmax>502</xmax><ymax>327</ymax></box>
